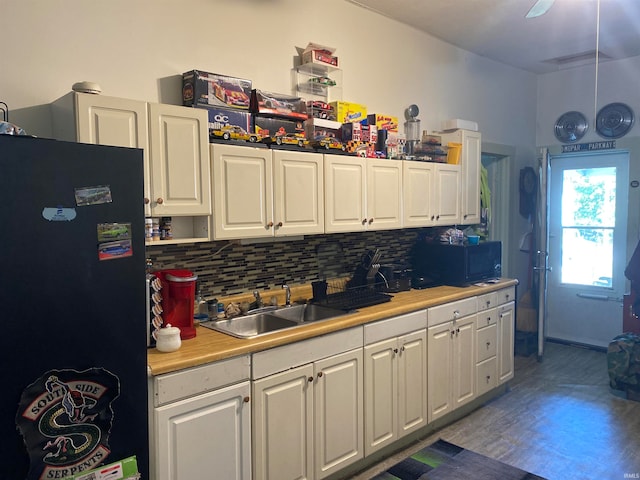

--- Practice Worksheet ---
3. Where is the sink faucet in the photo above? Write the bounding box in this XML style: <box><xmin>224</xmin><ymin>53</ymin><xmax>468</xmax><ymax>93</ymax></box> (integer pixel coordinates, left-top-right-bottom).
<box><xmin>282</xmin><ymin>284</ymin><xmax>291</xmax><ymax>306</ymax></box>
<box><xmin>253</xmin><ymin>290</ymin><xmax>263</xmax><ymax>309</ymax></box>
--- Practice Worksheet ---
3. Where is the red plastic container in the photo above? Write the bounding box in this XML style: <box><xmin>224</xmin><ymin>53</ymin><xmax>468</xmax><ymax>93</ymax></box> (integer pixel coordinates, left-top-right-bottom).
<box><xmin>156</xmin><ymin>269</ymin><xmax>198</xmax><ymax>340</ymax></box>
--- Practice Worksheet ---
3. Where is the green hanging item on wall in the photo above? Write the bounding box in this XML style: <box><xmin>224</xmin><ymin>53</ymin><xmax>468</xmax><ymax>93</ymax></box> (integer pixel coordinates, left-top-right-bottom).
<box><xmin>480</xmin><ymin>164</ymin><xmax>491</xmax><ymax>224</ymax></box>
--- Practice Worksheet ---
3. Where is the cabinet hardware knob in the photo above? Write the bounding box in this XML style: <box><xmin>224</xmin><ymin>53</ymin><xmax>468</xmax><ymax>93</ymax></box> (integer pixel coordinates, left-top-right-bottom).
<box><xmin>486</xmin><ymin>317</ymin><xmax>491</xmax><ymax>324</ymax></box>
<box><xmin>431</xmin><ymin>215</ymin><xmax>435</xmax><ymax>220</ymax></box>
<box><xmin>276</xmin><ymin>221</ymin><xmax>283</xmax><ymax>227</ymax></box>
<box><xmin>267</xmin><ymin>221</ymin><xmax>274</xmax><ymax>228</ymax></box>
<box><xmin>450</xmin><ymin>330</ymin><xmax>455</xmax><ymax>338</ymax></box>
<box><xmin>393</xmin><ymin>348</ymin><xmax>399</xmax><ymax>354</ymax></box>
<box><xmin>486</xmin><ymin>300</ymin><xmax>491</xmax><ymax>307</ymax></box>
<box><xmin>317</xmin><ymin>372</ymin><xmax>323</xmax><ymax>378</ymax></box>
<box><xmin>308</xmin><ymin>377</ymin><xmax>314</xmax><ymax>382</ymax></box>
<box><xmin>486</xmin><ymin>341</ymin><xmax>491</xmax><ymax>348</ymax></box>
<box><xmin>486</xmin><ymin>375</ymin><xmax>491</xmax><ymax>382</ymax></box>
<box><xmin>362</xmin><ymin>218</ymin><xmax>367</xmax><ymax>225</ymax></box>
<box><xmin>368</xmin><ymin>218</ymin><xmax>374</xmax><ymax>224</ymax></box>
<box><xmin>401</xmin><ymin>346</ymin><xmax>406</xmax><ymax>352</ymax></box>
<box><xmin>243</xmin><ymin>396</ymin><xmax>250</xmax><ymax>403</ymax></box>
<box><xmin>453</xmin><ymin>310</ymin><xmax>460</xmax><ymax>319</ymax></box>
<box><xmin>144</xmin><ymin>197</ymin><xmax>150</xmax><ymax>205</ymax></box>
<box><xmin>156</xmin><ymin>198</ymin><xmax>164</xmax><ymax>205</ymax></box>
<box><xmin>456</xmin><ymin>327</ymin><xmax>460</xmax><ymax>334</ymax></box>
<box><xmin>506</xmin><ymin>294</ymin><xmax>510</xmax><ymax>300</ymax></box>
<box><xmin>436</xmin><ymin>215</ymin><xmax>440</xmax><ymax>220</ymax></box>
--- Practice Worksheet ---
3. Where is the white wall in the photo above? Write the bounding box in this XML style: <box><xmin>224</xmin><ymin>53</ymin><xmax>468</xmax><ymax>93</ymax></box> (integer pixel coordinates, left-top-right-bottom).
<box><xmin>3</xmin><ymin>0</ymin><xmax>540</xmax><ymax>281</ymax></box>
<box><xmin>537</xmin><ymin>56</ymin><xmax>640</xmax><ymax>146</ymax></box>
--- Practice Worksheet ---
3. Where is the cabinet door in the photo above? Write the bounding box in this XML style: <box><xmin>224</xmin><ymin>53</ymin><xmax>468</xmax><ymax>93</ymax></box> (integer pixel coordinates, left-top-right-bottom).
<box><xmin>441</xmin><ymin>129</ymin><xmax>482</xmax><ymax>225</ymax></box>
<box><xmin>403</xmin><ymin>160</ymin><xmax>435</xmax><ymax>227</ymax></box>
<box><xmin>324</xmin><ymin>155</ymin><xmax>366</xmax><ymax>233</ymax></box>
<box><xmin>498</xmin><ymin>301</ymin><xmax>515</xmax><ymax>384</ymax></box>
<box><xmin>212</xmin><ymin>144</ymin><xmax>273</xmax><ymax>240</ymax></box>
<box><xmin>397</xmin><ymin>329</ymin><xmax>427</xmax><ymax>437</ymax></box>
<box><xmin>428</xmin><ymin>322</ymin><xmax>453</xmax><ymax>422</ymax></box>
<box><xmin>453</xmin><ymin>315</ymin><xmax>476</xmax><ymax>409</ymax></box>
<box><xmin>154</xmin><ymin>381</ymin><xmax>251</xmax><ymax>480</ymax></box>
<box><xmin>253</xmin><ymin>364</ymin><xmax>314</xmax><ymax>480</ymax></box>
<box><xmin>460</xmin><ymin>130</ymin><xmax>481</xmax><ymax>224</ymax></box>
<box><xmin>273</xmin><ymin>150</ymin><xmax>324</xmax><ymax>236</ymax></box>
<box><xmin>433</xmin><ymin>164</ymin><xmax>460</xmax><ymax>225</ymax></box>
<box><xmin>148</xmin><ymin>103</ymin><xmax>211</xmax><ymax>216</ymax></box>
<box><xmin>314</xmin><ymin>349</ymin><xmax>363</xmax><ymax>479</ymax></box>
<box><xmin>364</xmin><ymin>338</ymin><xmax>397</xmax><ymax>456</ymax></box>
<box><xmin>74</xmin><ymin>93</ymin><xmax>152</xmax><ymax>215</ymax></box>
<box><xmin>366</xmin><ymin>159</ymin><xmax>403</xmax><ymax>230</ymax></box>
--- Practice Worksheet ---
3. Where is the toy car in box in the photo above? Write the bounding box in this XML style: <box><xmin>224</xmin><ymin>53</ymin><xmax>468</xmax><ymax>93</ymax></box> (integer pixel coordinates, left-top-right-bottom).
<box><xmin>254</xmin><ymin>115</ymin><xmax>305</xmax><ymax>139</ymax></box>
<box><xmin>211</xmin><ymin>125</ymin><xmax>262</xmax><ymax>143</ymax></box>
<box><xmin>307</xmin><ymin>101</ymin><xmax>336</xmax><ymax>121</ymax></box>
<box><xmin>251</xmin><ymin>90</ymin><xmax>308</xmax><ymax>120</ymax></box>
<box><xmin>183</xmin><ymin>70</ymin><xmax>252</xmax><ymax>110</ymax></box>
<box><xmin>302</xmin><ymin>42</ymin><xmax>339</xmax><ymax>67</ymax></box>
<box><xmin>196</xmin><ymin>105</ymin><xmax>252</xmax><ymax>139</ymax></box>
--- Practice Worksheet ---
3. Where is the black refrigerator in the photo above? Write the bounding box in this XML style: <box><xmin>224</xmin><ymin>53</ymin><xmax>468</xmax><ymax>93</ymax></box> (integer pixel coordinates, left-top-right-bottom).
<box><xmin>0</xmin><ymin>135</ymin><xmax>149</xmax><ymax>479</ymax></box>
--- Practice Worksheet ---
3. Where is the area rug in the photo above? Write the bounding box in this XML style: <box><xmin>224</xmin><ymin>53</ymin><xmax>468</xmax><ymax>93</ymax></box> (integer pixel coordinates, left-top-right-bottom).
<box><xmin>371</xmin><ymin>439</ymin><xmax>546</xmax><ymax>480</ymax></box>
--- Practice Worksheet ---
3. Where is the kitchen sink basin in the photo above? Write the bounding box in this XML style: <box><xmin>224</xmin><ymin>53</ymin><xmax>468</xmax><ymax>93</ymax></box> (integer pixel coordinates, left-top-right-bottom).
<box><xmin>202</xmin><ymin>313</ymin><xmax>299</xmax><ymax>339</ymax></box>
<box><xmin>271</xmin><ymin>304</ymin><xmax>349</xmax><ymax>323</ymax></box>
<box><xmin>200</xmin><ymin>304</ymin><xmax>350</xmax><ymax>339</ymax></box>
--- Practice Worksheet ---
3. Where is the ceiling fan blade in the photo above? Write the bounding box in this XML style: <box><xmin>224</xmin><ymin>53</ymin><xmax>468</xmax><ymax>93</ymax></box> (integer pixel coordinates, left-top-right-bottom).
<box><xmin>526</xmin><ymin>0</ymin><xmax>555</xmax><ymax>18</ymax></box>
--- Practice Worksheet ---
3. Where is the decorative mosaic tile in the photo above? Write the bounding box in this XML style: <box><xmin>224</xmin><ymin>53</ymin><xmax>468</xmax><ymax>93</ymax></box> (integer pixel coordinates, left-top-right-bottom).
<box><xmin>146</xmin><ymin>230</ymin><xmax>420</xmax><ymax>298</ymax></box>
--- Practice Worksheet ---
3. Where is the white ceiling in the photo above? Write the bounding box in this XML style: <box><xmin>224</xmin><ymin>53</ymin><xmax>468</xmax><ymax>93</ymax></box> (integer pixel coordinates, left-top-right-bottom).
<box><xmin>344</xmin><ymin>0</ymin><xmax>640</xmax><ymax>74</ymax></box>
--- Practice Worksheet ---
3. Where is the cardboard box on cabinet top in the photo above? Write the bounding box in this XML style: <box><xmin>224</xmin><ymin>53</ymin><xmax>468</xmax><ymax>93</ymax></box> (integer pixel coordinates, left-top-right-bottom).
<box><xmin>182</xmin><ymin>69</ymin><xmax>252</xmax><ymax>110</ymax></box>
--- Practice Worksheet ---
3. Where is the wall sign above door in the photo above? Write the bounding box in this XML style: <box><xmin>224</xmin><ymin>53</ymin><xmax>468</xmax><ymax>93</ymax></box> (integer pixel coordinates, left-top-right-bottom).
<box><xmin>562</xmin><ymin>141</ymin><xmax>616</xmax><ymax>153</ymax></box>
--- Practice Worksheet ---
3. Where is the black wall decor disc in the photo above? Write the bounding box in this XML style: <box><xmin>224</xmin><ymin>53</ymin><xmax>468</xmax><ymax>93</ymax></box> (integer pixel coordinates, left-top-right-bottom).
<box><xmin>554</xmin><ymin>111</ymin><xmax>588</xmax><ymax>143</ymax></box>
<box><xmin>596</xmin><ymin>102</ymin><xmax>634</xmax><ymax>139</ymax></box>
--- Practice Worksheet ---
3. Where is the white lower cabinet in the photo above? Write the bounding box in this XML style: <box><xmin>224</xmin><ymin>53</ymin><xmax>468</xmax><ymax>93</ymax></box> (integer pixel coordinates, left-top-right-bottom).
<box><xmin>427</xmin><ymin>298</ymin><xmax>477</xmax><ymax>422</ymax></box>
<box><xmin>363</xmin><ymin>310</ymin><xmax>427</xmax><ymax>456</ymax></box>
<box><xmin>150</xmin><ymin>356</ymin><xmax>251</xmax><ymax>480</ymax></box>
<box><xmin>252</xmin><ymin>328</ymin><xmax>364</xmax><ymax>480</ymax></box>
<box><xmin>498</xmin><ymin>300</ymin><xmax>515</xmax><ymax>384</ymax></box>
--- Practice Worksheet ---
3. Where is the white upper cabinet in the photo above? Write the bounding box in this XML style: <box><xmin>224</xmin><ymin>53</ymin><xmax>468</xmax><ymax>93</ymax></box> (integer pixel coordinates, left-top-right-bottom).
<box><xmin>441</xmin><ymin>129</ymin><xmax>481</xmax><ymax>225</ymax></box>
<box><xmin>148</xmin><ymin>103</ymin><xmax>211</xmax><ymax>216</ymax></box>
<box><xmin>324</xmin><ymin>155</ymin><xmax>402</xmax><ymax>233</ymax></box>
<box><xmin>212</xmin><ymin>144</ymin><xmax>324</xmax><ymax>240</ymax></box>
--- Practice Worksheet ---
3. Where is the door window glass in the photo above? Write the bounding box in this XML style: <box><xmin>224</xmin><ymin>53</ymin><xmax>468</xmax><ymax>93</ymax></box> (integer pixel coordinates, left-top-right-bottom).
<box><xmin>559</xmin><ymin>167</ymin><xmax>616</xmax><ymax>287</ymax></box>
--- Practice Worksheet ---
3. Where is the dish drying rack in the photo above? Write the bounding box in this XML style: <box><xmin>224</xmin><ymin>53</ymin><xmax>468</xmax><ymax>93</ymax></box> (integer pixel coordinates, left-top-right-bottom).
<box><xmin>1</xmin><ymin>102</ymin><xmax>8</xmax><ymax>122</ymax></box>
<box><xmin>313</xmin><ymin>277</ymin><xmax>392</xmax><ymax>311</ymax></box>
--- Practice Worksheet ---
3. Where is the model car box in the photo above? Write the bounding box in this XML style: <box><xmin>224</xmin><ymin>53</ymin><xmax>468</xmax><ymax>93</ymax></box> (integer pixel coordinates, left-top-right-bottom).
<box><xmin>330</xmin><ymin>101</ymin><xmax>367</xmax><ymax>124</ymax></box>
<box><xmin>367</xmin><ymin>113</ymin><xmax>399</xmax><ymax>133</ymax></box>
<box><xmin>341</xmin><ymin>122</ymin><xmax>378</xmax><ymax>144</ymax></box>
<box><xmin>254</xmin><ymin>115</ymin><xmax>305</xmax><ymax>139</ymax></box>
<box><xmin>251</xmin><ymin>90</ymin><xmax>308</xmax><ymax>121</ymax></box>
<box><xmin>301</xmin><ymin>42</ymin><xmax>339</xmax><ymax>68</ymax></box>
<box><xmin>304</xmin><ymin>118</ymin><xmax>342</xmax><ymax>141</ymax></box>
<box><xmin>196</xmin><ymin>105</ymin><xmax>252</xmax><ymax>136</ymax></box>
<box><xmin>182</xmin><ymin>69</ymin><xmax>252</xmax><ymax>110</ymax></box>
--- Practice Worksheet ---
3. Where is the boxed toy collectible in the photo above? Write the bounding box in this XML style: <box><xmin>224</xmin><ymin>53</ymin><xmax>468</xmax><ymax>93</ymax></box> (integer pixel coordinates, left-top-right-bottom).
<box><xmin>182</xmin><ymin>70</ymin><xmax>252</xmax><ymax>110</ymax></box>
<box><xmin>251</xmin><ymin>90</ymin><xmax>308</xmax><ymax>121</ymax></box>
<box><xmin>301</xmin><ymin>42</ymin><xmax>339</xmax><ymax>68</ymax></box>
<box><xmin>196</xmin><ymin>105</ymin><xmax>252</xmax><ymax>138</ymax></box>
<box><xmin>341</xmin><ymin>122</ymin><xmax>377</xmax><ymax>143</ymax></box>
<box><xmin>367</xmin><ymin>113</ymin><xmax>399</xmax><ymax>133</ymax></box>
<box><xmin>254</xmin><ymin>115</ymin><xmax>305</xmax><ymax>139</ymax></box>
<box><xmin>330</xmin><ymin>101</ymin><xmax>367</xmax><ymax>124</ymax></box>
<box><xmin>304</xmin><ymin>118</ymin><xmax>342</xmax><ymax>141</ymax></box>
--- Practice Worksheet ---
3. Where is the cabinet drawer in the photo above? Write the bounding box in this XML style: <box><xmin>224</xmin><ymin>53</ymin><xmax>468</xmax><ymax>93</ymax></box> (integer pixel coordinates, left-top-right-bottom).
<box><xmin>154</xmin><ymin>354</ymin><xmax>250</xmax><ymax>406</ymax></box>
<box><xmin>476</xmin><ymin>308</ymin><xmax>498</xmax><ymax>329</ymax></box>
<box><xmin>476</xmin><ymin>324</ymin><xmax>497</xmax><ymax>362</ymax></box>
<box><xmin>496</xmin><ymin>287</ymin><xmax>516</xmax><ymax>305</ymax></box>
<box><xmin>476</xmin><ymin>357</ymin><xmax>497</xmax><ymax>396</ymax></box>
<box><xmin>364</xmin><ymin>309</ymin><xmax>427</xmax><ymax>344</ymax></box>
<box><xmin>477</xmin><ymin>292</ymin><xmax>498</xmax><ymax>312</ymax></box>
<box><xmin>428</xmin><ymin>297</ymin><xmax>477</xmax><ymax>327</ymax></box>
<box><xmin>252</xmin><ymin>326</ymin><xmax>363</xmax><ymax>379</ymax></box>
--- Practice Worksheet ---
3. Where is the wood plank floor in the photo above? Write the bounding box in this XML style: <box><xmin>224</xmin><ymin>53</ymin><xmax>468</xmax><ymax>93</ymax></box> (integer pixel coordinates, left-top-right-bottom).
<box><xmin>352</xmin><ymin>342</ymin><xmax>640</xmax><ymax>480</ymax></box>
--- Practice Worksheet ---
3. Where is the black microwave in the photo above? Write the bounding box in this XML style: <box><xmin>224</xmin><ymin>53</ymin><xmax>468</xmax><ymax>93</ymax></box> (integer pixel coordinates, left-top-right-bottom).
<box><xmin>410</xmin><ymin>241</ymin><xmax>502</xmax><ymax>286</ymax></box>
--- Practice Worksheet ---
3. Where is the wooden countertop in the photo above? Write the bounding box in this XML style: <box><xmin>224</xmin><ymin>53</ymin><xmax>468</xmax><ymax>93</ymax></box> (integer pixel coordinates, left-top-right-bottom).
<box><xmin>147</xmin><ymin>278</ymin><xmax>519</xmax><ymax>375</ymax></box>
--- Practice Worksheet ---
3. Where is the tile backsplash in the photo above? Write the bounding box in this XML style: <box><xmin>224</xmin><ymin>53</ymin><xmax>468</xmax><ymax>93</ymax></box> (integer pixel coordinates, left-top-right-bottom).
<box><xmin>146</xmin><ymin>230</ymin><xmax>420</xmax><ymax>298</ymax></box>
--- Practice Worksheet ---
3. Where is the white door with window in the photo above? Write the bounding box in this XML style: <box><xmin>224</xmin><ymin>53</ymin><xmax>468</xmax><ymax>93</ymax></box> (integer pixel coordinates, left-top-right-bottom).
<box><xmin>546</xmin><ymin>150</ymin><xmax>629</xmax><ymax>348</ymax></box>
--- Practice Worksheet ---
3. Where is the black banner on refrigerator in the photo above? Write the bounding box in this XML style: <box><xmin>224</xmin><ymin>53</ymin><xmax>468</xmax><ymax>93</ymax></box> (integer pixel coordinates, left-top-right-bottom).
<box><xmin>16</xmin><ymin>368</ymin><xmax>120</xmax><ymax>480</ymax></box>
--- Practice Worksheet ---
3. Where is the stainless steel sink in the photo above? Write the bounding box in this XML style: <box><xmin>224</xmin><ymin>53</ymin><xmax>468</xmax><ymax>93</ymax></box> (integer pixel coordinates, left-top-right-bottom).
<box><xmin>200</xmin><ymin>304</ymin><xmax>349</xmax><ymax>339</ymax></box>
<box><xmin>202</xmin><ymin>313</ymin><xmax>298</xmax><ymax>339</ymax></box>
<box><xmin>271</xmin><ymin>304</ymin><xmax>348</xmax><ymax>323</ymax></box>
